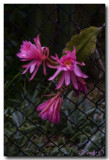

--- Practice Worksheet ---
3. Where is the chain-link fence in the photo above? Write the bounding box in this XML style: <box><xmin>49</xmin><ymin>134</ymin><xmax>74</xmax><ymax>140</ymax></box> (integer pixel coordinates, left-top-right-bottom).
<box><xmin>4</xmin><ymin>4</ymin><xmax>105</xmax><ymax>156</ymax></box>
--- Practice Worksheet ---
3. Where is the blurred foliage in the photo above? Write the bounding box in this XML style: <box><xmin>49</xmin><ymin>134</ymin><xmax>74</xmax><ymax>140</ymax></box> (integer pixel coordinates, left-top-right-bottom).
<box><xmin>4</xmin><ymin>4</ymin><xmax>105</xmax><ymax>156</ymax></box>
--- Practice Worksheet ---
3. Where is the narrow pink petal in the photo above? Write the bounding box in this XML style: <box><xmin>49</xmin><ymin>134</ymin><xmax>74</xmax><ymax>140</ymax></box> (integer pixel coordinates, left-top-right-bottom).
<box><xmin>40</xmin><ymin>97</ymin><xmax>56</xmax><ymax>116</ymax></box>
<box><xmin>37</xmin><ymin>99</ymin><xmax>50</xmax><ymax>111</ymax></box>
<box><xmin>41</xmin><ymin>47</ymin><xmax>45</xmax><ymax>50</ymax></box>
<box><xmin>43</xmin><ymin>60</ymin><xmax>47</xmax><ymax>75</ymax></box>
<box><xmin>20</xmin><ymin>59</ymin><xmax>29</xmax><ymax>61</ymax></box>
<box><xmin>65</xmin><ymin>71</ymin><xmax>70</xmax><ymax>86</ymax></box>
<box><xmin>41</xmin><ymin>112</ymin><xmax>48</xmax><ymax>120</ymax></box>
<box><xmin>39</xmin><ymin>112</ymin><xmax>48</xmax><ymax>120</ymax></box>
<box><xmin>48</xmin><ymin>103</ymin><xmax>54</xmax><ymax>122</ymax></box>
<box><xmin>16</xmin><ymin>52</ymin><xmax>23</xmax><ymax>58</ymax></box>
<box><xmin>74</xmin><ymin>65</ymin><xmax>88</xmax><ymax>78</ymax></box>
<box><xmin>76</xmin><ymin>61</ymin><xmax>85</xmax><ymax>66</ymax></box>
<box><xmin>78</xmin><ymin>77</ymin><xmax>86</xmax><ymax>85</ymax></box>
<box><xmin>64</xmin><ymin>50</ymin><xmax>71</xmax><ymax>54</ymax></box>
<box><xmin>55</xmin><ymin>54</ymin><xmax>61</xmax><ymax>64</ymax></box>
<box><xmin>22</xmin><ymin>64</ymin><xmax>30</xmax><ymax>74</ymax></box>
<box><xmin>30</xmin><ymin>62</ymin><xmax>36</xmax><ymax>73</ymax></box>
<box><xmin>34</xmin><ymin>34</ymin><xmax>41</xmax><ymax>49</ymax></box>
<box><xmin>52</xmin><ymin>99</ymin><xmax>60</xmax><ymax>123</ymax></box>
<box><xmin>48</xmin><ymin>67</ymin><xmax>61</xmax><ymax>81</ymax></box>
<box><xmin>56</xmin><ymin>72</ymin><xmax>65</xmax><ymax>89</ymax></box>
<box><xmin>70</xmin><ymin>71</ymin><xmax>78</xmax><ymax>90</ymax></box>
<box><xmin>22</xmin><ymin>68</ymin><xmax>29</xmax><ymax>74</ymax></box>
<box><xmin>46</xmin><ymin>47</ymin><xmax>49</xmax><ymax>58</ymax></box>
<box><xmin>47</xmin><ymin>62</ymin><xmax>58</xmax><ymax>69</ymax></box>
<box><xmin>20</xmin><ymin>57</ymin><xmax>36</xmax><ymax>61</ymax></box>
<box><xmin>51</xmin><ymin>56</ymin><xmax>56</xmax><ymax>60</ymax></box>
<box><xmin>29</xmin><ymin>64</ymin><xmax>40</xmax><ymax>81</ymax></box>
<box><xmin>49</xmin><ymin>99</ymin><xmax>57</xmax><ymax>123</ymax></box>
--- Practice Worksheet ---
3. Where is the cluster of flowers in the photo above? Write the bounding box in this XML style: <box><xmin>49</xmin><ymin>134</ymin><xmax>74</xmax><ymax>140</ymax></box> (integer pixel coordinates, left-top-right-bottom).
<box><xmin>17</xmin><ymin>35</ymin><xmax>88</xmax><ymax>125</ymax></box>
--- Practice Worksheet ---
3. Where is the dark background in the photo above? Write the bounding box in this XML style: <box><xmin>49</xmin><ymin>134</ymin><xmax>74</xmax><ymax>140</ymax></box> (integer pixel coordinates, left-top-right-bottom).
<box><xmin>4</xmin><ymin>4</ymin><xmax>105</xmax><ymax>156</ymax></box>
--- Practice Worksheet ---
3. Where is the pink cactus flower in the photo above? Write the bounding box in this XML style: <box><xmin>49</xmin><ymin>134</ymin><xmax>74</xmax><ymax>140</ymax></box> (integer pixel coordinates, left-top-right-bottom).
<box><xmin>36</xmin><ymin>92</ymin><xmax>63</xmax><ymax>124</ymax></box>
<box><xmin>48</xmin><ymin>47</ymin><xmax>88</xmax><ymax>90</ymax></box>
<box><xmin>16</xmin><ymin>35</ymin><xmax>49</xmax><ymax>81</ymax></box>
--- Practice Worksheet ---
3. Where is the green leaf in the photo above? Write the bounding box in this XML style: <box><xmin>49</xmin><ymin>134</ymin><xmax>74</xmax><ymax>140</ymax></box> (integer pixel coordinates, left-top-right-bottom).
<box><xmin>63</xmin><ymin>26</ymin><xmax>101</xmax><ymax>62</ymax></box>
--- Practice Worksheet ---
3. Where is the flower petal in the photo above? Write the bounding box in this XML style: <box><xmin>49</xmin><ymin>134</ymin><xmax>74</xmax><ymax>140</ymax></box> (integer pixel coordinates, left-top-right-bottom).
<box><xmin>45</xmin><ymin>47</ymin><xmax>49</xmax><ymax>58</ymax></box>
<box><xmin>55</xmin><ymin>54</ymin><xmax>61</xmax><ymax>64</ymax></box>
<box><xmin>39</xmin><ymin>112</ymin><xmax>48</xmax><ymax>120</ymax></box>
<box><xmin>51</xmin><ymin>56</ymin><xmax>56</xmax><ymax>60</ymax></box>
<box><xmin>16</xmin><ymin>52</ymin><xmax>24</xmax><ymax>58</ymax></box>
<box><xmin>29</xmin><ymin>64</ymin><xmax>40</xmax><ymax>81</ymax></box>
<box><xmin>70</xmin><ymin>71</ymin><xmax>78</xmax><ymax>90</ymax></box>
<box><xmin>48</xmin><ymin>103</ymin><xmax>54</xmax><ymax>122</ymax></box>
<box><xmin>37</xmin><ymin>99</ymin><xmax>50</xmax><ymax>111</ymax></box>
<box><xmin>78</xmin><ymin>77</ymin><xmax>86</xmax><ymax>84</ymax></box>
<box><xmin>52</xmin><ymin>98</ymin><xmax>60</xmax><ymax>123</ymax></box>
<box><xmin>64</xmin><ymin>50</ymin><xmax>72</xmax><ymax>54</ymax></box>
<box><xmin>74</xmin><ymin>64</ymin><xmax>88</xmax><ymax>78</ymax></box>
<box><xmin>47</xmin><ymin>62</ymin><xmax>58</xmax><ymax>69</ymax></box>
<box><xmin>34</xmin><ymin>34</ymin><xmax>41</xmax><ymax>49</ymax></box>
<box><xmin>40</xmin><ymin>97</ymin><xmax>55</xmax><ymax>115</ymax></box>
<box><xmin>48</xmin><ymin>67</ymin><xmax>61</xmax><ymax>81</ymax></box>
<box><xmin>22</xmin><ymin>64</ymin><xmax>30</xmax><ymax>74</ymax></box>
<box><xmin>76</xmin><ymin>61</ymin><xmax>85</xmax><ymax>66</ymax></box>
<box><xmin>65</xmin><ymin>71</ymin><xmax>70</xmax><ymax>86</ymax></box>
<box><xmin>56</xmin><ymin>72</ymin><xmax>65</xmax><ymax>89</ymax></box>
<box><xmin>30</xmin><ymin>62</ymin><xmax>37</xmax><ymax>73</ymax></box>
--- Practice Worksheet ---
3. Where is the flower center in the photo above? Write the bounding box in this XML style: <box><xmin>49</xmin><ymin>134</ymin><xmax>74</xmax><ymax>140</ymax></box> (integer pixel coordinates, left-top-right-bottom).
<box><xmin>64</xmin><ymin>60</ymin><xmax>72</xmax><ymax>67</ymax></box>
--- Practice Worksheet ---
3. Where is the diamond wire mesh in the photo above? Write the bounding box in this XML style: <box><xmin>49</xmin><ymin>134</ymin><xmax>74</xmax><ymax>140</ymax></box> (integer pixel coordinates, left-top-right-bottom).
<box><xmin>4</xmin><ymin>4</ymin><xmax>105</xmax><ymax>156</ymax></box>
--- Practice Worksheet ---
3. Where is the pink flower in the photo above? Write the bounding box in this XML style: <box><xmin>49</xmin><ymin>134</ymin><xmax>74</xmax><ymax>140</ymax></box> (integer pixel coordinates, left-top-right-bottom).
<box><xmin>48</xmin><ymin>47</ymin><xmax>88</xmax><ymax>90</ymax></box>
<box><xmin>36</xmin><ymin>92</ymin><xmax>63</xmax><ymax>124</ymax></box>
<box><xmin>16</xmin><ymin>34</ymin><xmax>49</xmax><ymax>81</ymax></box>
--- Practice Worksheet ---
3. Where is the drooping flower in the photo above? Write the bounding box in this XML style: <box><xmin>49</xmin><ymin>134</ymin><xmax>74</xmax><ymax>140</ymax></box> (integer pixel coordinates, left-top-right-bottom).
<box><xmin>17</xmin><ymin>34</ymin><xmax>49</xmax><ymax>81</ymax></box>
<box><xmin>36</xmin><ymin>92</ymin><xmax>63</xmax><ymax>124</ymax></box>
<box><xmin>48</xmin><ymin>47</ymin><xmax>88</xmax><ymax>91</ymax></box>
